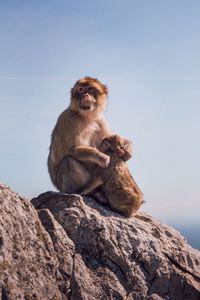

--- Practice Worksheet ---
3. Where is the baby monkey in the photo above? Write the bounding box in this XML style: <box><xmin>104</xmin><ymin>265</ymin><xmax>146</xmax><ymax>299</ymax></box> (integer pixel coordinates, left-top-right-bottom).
<box><xmin>81</xmin><ymin>135</ymin><xmax>144</xmax><ymax>217</ymax></box>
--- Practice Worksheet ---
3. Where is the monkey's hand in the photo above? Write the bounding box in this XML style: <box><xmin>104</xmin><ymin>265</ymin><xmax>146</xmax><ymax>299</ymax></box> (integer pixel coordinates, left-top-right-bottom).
<box><xmin>119</xmin><ymin>139</ymin><xmax>133</xmax><ymax>161</ymax></box>
<box><xmin>98</xmin><ymin>153</ymin><xmax>110</xmax><ymax>168</ymax></box>
<box><xmin>70</xmin><ymin>145</ymin><xmax>110</xmax><ymax>168</ymax></box>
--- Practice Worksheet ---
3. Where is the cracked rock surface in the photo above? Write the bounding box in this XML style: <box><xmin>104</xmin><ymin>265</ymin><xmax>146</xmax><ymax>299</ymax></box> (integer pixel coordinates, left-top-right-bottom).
<box><xmin>0</xmin><ymin>184</ymin><xmax>200</xmax><ymax>300</ymax></box>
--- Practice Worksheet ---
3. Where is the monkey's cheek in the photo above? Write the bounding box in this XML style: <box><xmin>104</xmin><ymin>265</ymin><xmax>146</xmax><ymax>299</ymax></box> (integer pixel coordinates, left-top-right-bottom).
<box><xmin>117</xmin><ymin>148</ymin><xmax>125</xmax><ymax>157</ymax></box>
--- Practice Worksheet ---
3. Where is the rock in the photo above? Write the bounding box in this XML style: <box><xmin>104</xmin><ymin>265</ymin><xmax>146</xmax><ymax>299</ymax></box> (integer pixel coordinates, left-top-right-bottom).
<box><xmin>0</xmin><ymin>184</ymin><xmax>65</xmax><ymax>300</ymax></box>
<box><xmin>0</xmin><ymin>184</ymin><xmax>200</xmax><ymax>300</ymax></box>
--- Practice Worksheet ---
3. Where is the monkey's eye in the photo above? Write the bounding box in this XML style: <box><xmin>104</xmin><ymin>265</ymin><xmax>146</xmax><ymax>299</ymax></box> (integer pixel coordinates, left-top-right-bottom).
<box><xmin>103</xmin><ymin>140</ymin><xmax>110</xmax><ymax>148</ymax></box>
<box><xmin>77</xmin><ymin>86</ymin><xmax>85</xmax><ymax>94</ymax></box>
<box><xmin>88</xmin><ymin>87</ymin><xmax>98</xmax><ymax>97</ymax></box>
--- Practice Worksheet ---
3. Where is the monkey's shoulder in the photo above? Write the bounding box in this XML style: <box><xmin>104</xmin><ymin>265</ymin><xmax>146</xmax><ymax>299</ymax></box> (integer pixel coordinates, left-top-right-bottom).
<box><xmin>53</xmin><ymin>109</ymin><xmax>83</xmax><ymax>136</ymax></box>
<box><xmin>55</xmin><ymin>109</ymin><xmax>76</xmax><ymax>127</ymax></box>
<box><xmin>95</xmin><ymin>117</ymin><xmax>111</xmax><ymax>136</ymax></box>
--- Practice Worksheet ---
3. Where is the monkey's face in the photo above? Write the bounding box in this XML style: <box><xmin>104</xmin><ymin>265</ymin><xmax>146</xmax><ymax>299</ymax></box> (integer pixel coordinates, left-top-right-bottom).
<box><xmin>70</xmin><ymin>77</ymin><xmax>108</xmax><ymax>116</ymax></box>
<box><xmin>100</xmin><ymin>135</ymin><xmax>124</xmax><ymax>154</ymax></box>
<box><xmin>73</xmin><ymin>84</ymin><xmax>98</xmax><ymax>111</ymax></box>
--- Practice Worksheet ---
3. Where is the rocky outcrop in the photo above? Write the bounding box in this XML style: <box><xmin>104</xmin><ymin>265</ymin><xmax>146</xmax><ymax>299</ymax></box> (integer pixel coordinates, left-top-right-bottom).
<box><xmin>0</xmin><ymin>184</ymin><xmax>200</xmax><ymax>300</ymax></box>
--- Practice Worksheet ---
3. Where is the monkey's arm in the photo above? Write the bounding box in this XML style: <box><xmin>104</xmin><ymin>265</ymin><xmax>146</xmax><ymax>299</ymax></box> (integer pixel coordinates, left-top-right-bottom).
<box><xmin>69</xmin><ymin>146</ymin><xmax>110</xmax><ymax>168</ymax></box>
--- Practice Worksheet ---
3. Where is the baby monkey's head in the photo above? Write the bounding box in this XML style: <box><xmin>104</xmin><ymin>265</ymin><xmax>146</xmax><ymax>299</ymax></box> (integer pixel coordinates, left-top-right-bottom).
<box><xmin>70</xmin><ymin>76</ymin><xmax>108</xmax><ymax>116</ymax></box>
<box><xmin>100</xmin><ymin>135</ymin><xmax>125</xmax><ymax>157</ymax></box>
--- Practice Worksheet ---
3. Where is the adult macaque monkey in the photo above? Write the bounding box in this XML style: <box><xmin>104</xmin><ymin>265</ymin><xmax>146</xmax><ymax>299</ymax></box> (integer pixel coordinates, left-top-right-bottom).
<box><xmin>48</xmin><ymin>76</ymin><xmax>132</xmax><ymax>195</ymax></box>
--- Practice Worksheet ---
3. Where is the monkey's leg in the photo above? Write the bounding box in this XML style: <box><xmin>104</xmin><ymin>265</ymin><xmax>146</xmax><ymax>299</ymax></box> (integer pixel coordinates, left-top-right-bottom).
<box><xmin>80</xmin><ymin>178</ymin><xmax>109</xmax><ymax>206</ymax></box>
<box><xmin>92</xmin><ymin>191</ymin><xmax>108</xmax><ymax>205</ymax></box>
<box><xmin>55</xmin><ymin>156</ymin><xmax>91</xmax><ymax>194</ymax></box>
<box><xmin>79</xmin><ymin>177</ymin><xmax>103</xmax><ymax>196</ymax></box>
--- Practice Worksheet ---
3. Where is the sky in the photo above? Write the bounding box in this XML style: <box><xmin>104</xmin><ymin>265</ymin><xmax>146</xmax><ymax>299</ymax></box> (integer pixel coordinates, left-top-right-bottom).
<box><xmin>0</xmin><ymin>0</ymin><xmax>200</xmax><ymax>228</ymax></box>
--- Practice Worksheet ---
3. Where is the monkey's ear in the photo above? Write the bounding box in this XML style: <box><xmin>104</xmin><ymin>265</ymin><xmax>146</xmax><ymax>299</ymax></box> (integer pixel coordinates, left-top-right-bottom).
<box><xmin>103</xmin><ymin>84</ymin><xmax>108</xmax><ymax>95</ymax></box>
<box><xmin>71</xmin><ymin>79</ymin><xmax>80</xmax><ymax>98</ymax></box>
<box><xmin>71</xmin><ymin>87</ymin><xmax>74</xmax><ymax>97</ymax></box>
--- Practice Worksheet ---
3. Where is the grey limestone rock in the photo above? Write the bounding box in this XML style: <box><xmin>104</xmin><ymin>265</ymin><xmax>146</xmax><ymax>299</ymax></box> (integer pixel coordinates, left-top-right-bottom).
<box><xmin>0</xmin><ymin>184</ymin><xmax>200</xmax><ymax>300</ymax></box>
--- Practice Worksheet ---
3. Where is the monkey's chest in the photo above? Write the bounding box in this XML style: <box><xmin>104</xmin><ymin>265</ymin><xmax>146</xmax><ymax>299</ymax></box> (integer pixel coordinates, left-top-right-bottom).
<box><xmin>79</xmin><ymin>123</ymin><xmax>101</xmax><ymax>147</ymax></box>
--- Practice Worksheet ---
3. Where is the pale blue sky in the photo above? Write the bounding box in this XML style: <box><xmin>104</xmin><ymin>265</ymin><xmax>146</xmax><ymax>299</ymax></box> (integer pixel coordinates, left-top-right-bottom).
<box><xmin>0</xmin><ymin>0</ymin><xmax>200</xmax><ymax>225</ymax></box>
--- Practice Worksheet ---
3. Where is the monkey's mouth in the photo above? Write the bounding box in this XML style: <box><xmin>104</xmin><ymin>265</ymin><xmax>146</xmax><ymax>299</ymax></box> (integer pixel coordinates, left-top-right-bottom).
<box><xmin>81</xmin><ymin>105</ymin><xmax>92</xmax><ymax>110</ymax></box>
<box><xmin>80</xmin><ymin>103</ymin><xmax>95</xmax><ymax>111</ymax></box>
<box><xmin>79</xmin><ymin>95</ymin><xmax>96</xmax><ymax>111</ymax></box>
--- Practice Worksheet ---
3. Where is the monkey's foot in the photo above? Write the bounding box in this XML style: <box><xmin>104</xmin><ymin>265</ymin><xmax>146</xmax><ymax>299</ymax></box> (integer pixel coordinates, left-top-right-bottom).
<box><xmin>92</xmin><ymin>191</ymin><xmax>108</xmax><ymax>206</ymax></box>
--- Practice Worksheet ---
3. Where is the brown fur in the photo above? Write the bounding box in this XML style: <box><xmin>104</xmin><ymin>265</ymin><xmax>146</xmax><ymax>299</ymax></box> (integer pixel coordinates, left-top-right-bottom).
<box><xmin>48</xmin><ymin>77</ymin><xmax>139</xmax><ymax>217</ymax></box>
<box><xmin>48</xmin><ymin>77</ymin><xmax>113</xmax><ymax>193</ymax></box>
<box><xmin>80</xmin><ymin>135</ymin><xmax>144</xmax><ymax>217</ymax></box>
